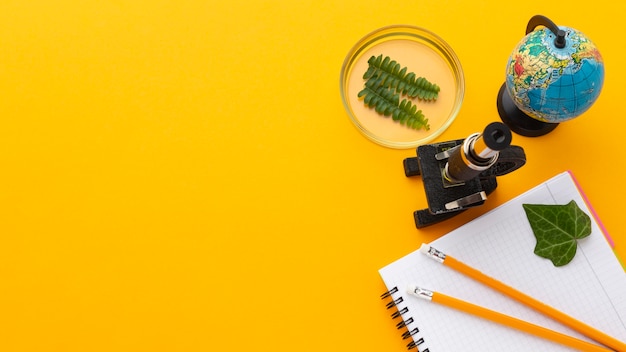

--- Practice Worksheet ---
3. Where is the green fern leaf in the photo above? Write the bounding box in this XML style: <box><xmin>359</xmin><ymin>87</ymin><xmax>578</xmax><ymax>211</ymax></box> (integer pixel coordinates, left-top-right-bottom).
<box><xmin>365</xmin><ymin>55</ymin><xmax>440</xmax><ymax>101</ymax></box>
<box><xmin>358</xmin><ymin>85</ymin><xmax>429</xmax><ymax>131</ymax></box>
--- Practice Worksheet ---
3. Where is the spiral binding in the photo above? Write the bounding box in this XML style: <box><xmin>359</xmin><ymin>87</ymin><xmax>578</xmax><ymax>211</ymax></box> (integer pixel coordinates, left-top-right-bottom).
<box><xmin>381</xmin><ymin>287</ymin><xmax>430</xmax><ymax>351</ymax></box>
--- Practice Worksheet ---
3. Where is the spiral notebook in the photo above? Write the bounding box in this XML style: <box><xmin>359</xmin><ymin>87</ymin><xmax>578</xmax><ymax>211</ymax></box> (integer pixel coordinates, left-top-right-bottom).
<box><xmin>379</xmin><ymin>171</ymin><xmax>626</xmax><ymax>351</ymax></box>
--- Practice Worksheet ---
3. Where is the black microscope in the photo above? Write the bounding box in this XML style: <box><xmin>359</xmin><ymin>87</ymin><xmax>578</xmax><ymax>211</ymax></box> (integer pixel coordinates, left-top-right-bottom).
<box><xmin>403</xmin><ymin>122</ymin><xmax>526</xmax><ymax>228</ymax></box>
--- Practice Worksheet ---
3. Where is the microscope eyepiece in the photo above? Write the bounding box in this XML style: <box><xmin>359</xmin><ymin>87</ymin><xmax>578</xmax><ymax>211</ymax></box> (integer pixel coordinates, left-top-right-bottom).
<box><xmin>482</xmin><ymin>122</ymin><xmax>512</xmax><ymax>151</ymax></box>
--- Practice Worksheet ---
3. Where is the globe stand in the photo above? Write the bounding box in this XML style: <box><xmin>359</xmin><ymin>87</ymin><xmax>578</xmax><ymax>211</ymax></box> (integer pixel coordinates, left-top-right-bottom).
<box><xmin>497</xmin><ymin>83</ymin><xmax>558</xmax><ymax>137</ymax></box>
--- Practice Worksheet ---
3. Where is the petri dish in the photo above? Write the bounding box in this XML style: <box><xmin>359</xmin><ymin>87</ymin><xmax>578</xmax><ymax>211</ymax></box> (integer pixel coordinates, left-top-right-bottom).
<box><xmin>340</xmin><ymin>25</ymin><xmax>465</xmax><ymax>149</ymax></box>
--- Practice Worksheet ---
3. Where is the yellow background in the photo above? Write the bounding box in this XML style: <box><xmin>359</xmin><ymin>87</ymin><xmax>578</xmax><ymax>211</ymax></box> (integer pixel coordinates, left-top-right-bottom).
<box><xmin>0</xmin><ymin>1</ymin><xmax>623</xmax><ymax>351</ymax></box>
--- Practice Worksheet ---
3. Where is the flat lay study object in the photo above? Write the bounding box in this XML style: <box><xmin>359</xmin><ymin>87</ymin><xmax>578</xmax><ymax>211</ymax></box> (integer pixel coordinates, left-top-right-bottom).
<box><xmin>402</xmin><ymin>122</ymin><xmax>526</xmax><ymax>228</ymax></box>
<box><xmin>406</xmin><ymin>285</ymin><xmax>613</xmax><ymax>352</ymax></box>
<box><xmin>340</xmin><ymin>25</ymin><xmax>465</xmax><ymax>149</ymax></box>
<box><xmin>497</xmin><ymin>15</ymin><xmax>605</xmax><ymax>137</ymax></box>
<box><xmin>420</xmin><ymin>244</ymin><xmax>626</xmax><ymax>351</ymax></box>
<box><xmin>379</xmin><ymin>171</ymin><xmax>626</xmax><ymax>351</ymax></box>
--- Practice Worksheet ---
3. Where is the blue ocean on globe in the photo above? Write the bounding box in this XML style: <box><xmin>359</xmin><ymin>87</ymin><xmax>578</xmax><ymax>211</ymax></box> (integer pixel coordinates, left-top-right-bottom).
<box><xmin>505</xmin><ymin>26</ymin><xmax>604</xmax><ymax>123</ymax></box>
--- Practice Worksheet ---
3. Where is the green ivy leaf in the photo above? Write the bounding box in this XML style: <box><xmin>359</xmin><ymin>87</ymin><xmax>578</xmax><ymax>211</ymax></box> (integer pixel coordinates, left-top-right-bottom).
<box><xmin>522</xmin><ymin>201</ymin><xmax>591</xmax><ymax>267</ymax></box>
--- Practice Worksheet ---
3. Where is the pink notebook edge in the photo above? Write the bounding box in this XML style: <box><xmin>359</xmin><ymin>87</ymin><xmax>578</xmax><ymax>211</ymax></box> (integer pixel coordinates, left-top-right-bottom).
<box><xmin>567</xmin><ymin>170</ymin><xmax>624</xmax><ymax>269</ymax></box>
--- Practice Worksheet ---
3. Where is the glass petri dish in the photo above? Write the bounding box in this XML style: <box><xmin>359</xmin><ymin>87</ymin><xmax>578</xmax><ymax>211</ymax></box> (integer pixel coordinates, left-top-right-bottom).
<box><xmin>340</xmin><ymin>25</ymin><xmax>465</xmax><ymax>149</ymax></box>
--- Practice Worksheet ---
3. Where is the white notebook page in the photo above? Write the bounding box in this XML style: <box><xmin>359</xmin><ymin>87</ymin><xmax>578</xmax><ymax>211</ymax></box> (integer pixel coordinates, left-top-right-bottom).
<box><xmin>379</xmin><ymin>171</ymin><xmax>626</xmax><ymax>351</ymax></box>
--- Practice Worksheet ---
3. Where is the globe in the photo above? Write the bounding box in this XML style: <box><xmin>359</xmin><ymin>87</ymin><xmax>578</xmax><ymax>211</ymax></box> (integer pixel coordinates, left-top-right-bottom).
<box><xmin>497</xmin><ymin>15</ymin><xmax>604</xmax><ymax>136</ymax></box>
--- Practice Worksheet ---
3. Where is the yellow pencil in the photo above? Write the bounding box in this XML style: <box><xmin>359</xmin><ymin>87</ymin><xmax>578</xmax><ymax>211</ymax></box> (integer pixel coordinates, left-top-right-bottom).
<box><xmin>420</xmin><ymin>244</ymin><xmax>626</xmax><ymax>351</ymax></box>
<box><xmin>407</xmin><ymin>285</ymin><xmax>613</xmax><ymax>352</ymax></box>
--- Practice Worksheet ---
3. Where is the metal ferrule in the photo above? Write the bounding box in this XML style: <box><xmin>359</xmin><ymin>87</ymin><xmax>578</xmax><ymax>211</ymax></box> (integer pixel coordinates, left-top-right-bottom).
<box><xmin>421</xmin><ymin>245</ymin><xmax>447</xmax><ymax>263</ymax></box>
<box><xmin>408</xmin><ymin>286</ymin><xmax>434</xmax><ymax>301</ymax></box>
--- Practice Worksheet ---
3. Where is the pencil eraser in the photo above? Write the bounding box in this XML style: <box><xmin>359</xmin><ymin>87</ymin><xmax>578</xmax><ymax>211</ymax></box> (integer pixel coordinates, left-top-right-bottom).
<box><xmin>419</xmin><ymin>243</ymin><xmax>430</xmax><ymax>254</ymax></box>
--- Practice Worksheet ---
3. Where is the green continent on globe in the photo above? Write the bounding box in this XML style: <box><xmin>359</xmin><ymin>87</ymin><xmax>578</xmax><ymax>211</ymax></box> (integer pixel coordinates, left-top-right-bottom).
<box><xmin>505</xmin><ymin>27</ymin><xmax>604</xmax><ymax>123</ymax></box>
